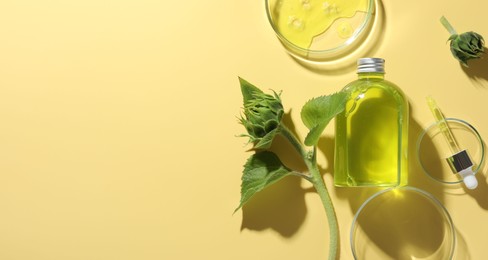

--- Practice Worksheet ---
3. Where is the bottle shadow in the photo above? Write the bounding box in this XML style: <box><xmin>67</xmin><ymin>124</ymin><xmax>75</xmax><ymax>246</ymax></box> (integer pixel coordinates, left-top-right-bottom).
<box><xmin>407</xmin><ymin>111</ymin><xmax>446</xmax><ymax>199</ymax></box>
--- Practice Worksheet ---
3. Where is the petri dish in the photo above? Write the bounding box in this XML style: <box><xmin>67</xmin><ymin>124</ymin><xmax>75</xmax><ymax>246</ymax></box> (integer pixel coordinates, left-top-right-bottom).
<box><xmin>265</xmin><ymin>0</ymin><xmax>376</xmax><ymax>62</ymax></box>
<box><xmin>350</xmin><ymin>187</ymin><xmax>456</xmax><ymax>260</ymax></box>
<box><xmin>417</xmin><ymin>118</ymin><xmax>485</xmax><ymax>185</ymax></box>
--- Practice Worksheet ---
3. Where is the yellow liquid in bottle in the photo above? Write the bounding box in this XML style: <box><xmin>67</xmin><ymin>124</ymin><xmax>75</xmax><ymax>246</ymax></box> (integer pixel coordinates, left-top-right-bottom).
<box><xmin>334</xmin><ymin>81</ymin><xmax>408</xmax><ymax>187</ymax></box>
<box><xmin>271</xmin><ymin>0</ymin><xmax>368</xmax><ymax>49</ymax></box>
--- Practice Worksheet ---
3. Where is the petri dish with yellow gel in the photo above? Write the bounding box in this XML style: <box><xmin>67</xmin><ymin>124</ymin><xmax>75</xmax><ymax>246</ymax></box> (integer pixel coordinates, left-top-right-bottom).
<box><xmin>351</xmin><ymin>187</ymin><xmax>456</xmax><ymax>260</ymax></box>
<box><xmin>265</xmin><ymin>0</ymin><xmax>375</xmax><ymax>61</ymax></box>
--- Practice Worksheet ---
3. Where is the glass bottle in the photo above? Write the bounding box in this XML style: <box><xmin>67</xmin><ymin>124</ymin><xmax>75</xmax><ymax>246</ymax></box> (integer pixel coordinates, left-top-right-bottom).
<box><xmin>334</xmin><ymin>58</ymin><xmax>409</xmax><ymax>187</ymax></box>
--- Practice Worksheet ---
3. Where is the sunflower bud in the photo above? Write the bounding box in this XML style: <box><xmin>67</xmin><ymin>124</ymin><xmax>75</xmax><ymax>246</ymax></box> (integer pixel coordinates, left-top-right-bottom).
<box><xmin>238</xmin><ymin>77</ymin><xmax>284</xmax><ymax>149</ymax></box>
<box><xmin>441</xmin><ymin>16</ymin><xmax>485</xmax><ymax>67</ymax></box>
<box><xmin>448</xmin><ymin>32</ymin><xmax>485</xmax><ymax>67</ymax></box>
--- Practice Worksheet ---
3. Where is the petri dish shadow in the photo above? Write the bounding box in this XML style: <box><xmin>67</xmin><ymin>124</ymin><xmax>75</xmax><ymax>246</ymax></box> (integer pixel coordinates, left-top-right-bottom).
<box><xmin>351</xmin><ymin>187</ymin><xmax>456</xmax><ymax>260</ymax></box>
<box><xmin>453</xmin><ymin>228</ymin><xmax>472</xmax><ymax>260</ymax></box>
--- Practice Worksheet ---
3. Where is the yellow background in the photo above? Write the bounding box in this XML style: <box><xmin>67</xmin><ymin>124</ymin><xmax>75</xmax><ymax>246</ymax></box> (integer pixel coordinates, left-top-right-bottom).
<box><xmin>1</xmin><ymin>0</ymin><xmax>487</xmax><ymax>259</ymax></box>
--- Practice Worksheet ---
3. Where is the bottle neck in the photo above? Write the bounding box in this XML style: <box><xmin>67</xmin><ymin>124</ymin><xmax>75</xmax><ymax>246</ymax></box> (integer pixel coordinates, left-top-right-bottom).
<box><xmin>358</xmin><ymin>72</ymin><xmax>385</xmax><ymax>80</ymax></box>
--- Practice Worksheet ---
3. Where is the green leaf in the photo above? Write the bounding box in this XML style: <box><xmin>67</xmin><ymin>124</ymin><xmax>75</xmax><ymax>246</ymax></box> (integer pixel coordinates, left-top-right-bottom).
<box><xmin>234</xmin><ymin>151</ymin><xmax>293</xmax><ymax>213</ymax></box>
<box><xmin>300</xmin><ymin>92</ymin><xmax>347</xmax><ymax>146</ymax></box>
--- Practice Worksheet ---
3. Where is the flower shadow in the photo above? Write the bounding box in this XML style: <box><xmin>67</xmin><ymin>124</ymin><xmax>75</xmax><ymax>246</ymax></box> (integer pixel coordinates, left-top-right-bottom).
<box><xmin>461</xmin><ymin>52</ymin><xmax>488</xmax><ymax>87</ymax></box>
<box><xmin>240</xmin><ymin>176</ymin><xmax>308</xmax><ymax>237</ymax></box>
<box><xmin>240</xmin><ymin>110</ymin><xmax>309</xmax><ymax>238</ymax></box>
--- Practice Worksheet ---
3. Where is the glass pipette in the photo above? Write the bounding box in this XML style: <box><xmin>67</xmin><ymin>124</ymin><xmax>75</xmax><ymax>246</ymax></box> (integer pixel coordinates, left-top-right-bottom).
<box><xmin>426</xmin><ymin>96</ymin><xmax>477</xmax><ymax>189</ymax></box>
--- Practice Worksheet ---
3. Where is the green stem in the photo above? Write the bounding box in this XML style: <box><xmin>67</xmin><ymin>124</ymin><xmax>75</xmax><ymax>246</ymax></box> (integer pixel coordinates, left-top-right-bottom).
<box><xmin>440</xmin><ymin>16</ymin><xmax>457</xmax><ymax>35</ymax></box>
<box><xmin>279</xmin><ymin>126</ymin><xmax>338</xmax><ymax>260</ymax></box>
<box><xmin>307</xmin><ymin>148</ymin><xmax>339</xmax><ymax>260</ymax></box>
<box><xmin>279</xmin><ymin>125</ymin><xmax>308</xmax><ymax>159</ymax></box>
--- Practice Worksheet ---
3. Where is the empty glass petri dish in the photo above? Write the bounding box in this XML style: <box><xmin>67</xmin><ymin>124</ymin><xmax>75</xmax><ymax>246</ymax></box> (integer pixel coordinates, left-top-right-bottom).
<box><xmin>350</xmin><ymin>187</ymin><xmax>456</xmax><ymax>260</ymax></box>
<box><xmin>265</xmin><ymin>0</ymin><xmax>375</xmax><ymax>62</ymax></box>
<box><xmin>417</xmin><ymin>118</ymin><xmax>485</xmax><ymax>185</ymax></box>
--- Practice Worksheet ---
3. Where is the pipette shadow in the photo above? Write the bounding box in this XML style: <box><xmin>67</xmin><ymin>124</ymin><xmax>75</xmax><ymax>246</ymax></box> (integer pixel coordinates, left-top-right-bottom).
<box><xmin>240</xmin><ymin>173</ymin><xmax>308</xmax><ymax>237</ymax></box>
<box><xmin>464</xmin><ymin>161</ymin><xmax>488</xmax><ymax>210</ymax></box>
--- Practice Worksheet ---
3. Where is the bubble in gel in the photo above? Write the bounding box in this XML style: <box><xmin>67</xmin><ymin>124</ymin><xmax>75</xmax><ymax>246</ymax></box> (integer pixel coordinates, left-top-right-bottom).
<box><xmin>322</xmin><ymin>1</ymin><xmax>330</xmax><ymax>10</ymax></box>
<box><xmin>322</xmin><ymin>2</ymin><xmax>340</xmax><ymax>15</ymax></box>
<box><xmin>287</xmin><ymin>15</ymin><xmax>296</xmax><ymax>25</ymax></box>
<box><xmin>323</xmin><ymin>2</ymin><xmax>331</xmax><ymax>14</ymax></box>
<box><xmin>301</xmin><ymin>0</ymin><xmax>311</xmax><ymax>10</ymax></box>
<box><xmin>288</xmin><ymin>15</ymin><xmax>304</xmax><ymax>30</ymax></box>
<box><xmin>331</xmin><ymin>4</ymin><xmax>336</xmax><ymax>13</ymax></box>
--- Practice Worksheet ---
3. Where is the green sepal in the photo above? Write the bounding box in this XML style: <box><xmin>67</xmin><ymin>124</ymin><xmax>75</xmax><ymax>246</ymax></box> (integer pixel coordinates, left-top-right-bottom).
<box><xmin>234</xmin><ymin>151</ymin><xmax>293</xmax><ymax>213</ymax></box>
<box><xmin>239</xmin><ymin>77</ymin><xmax>263</xmax><ymax>104</ymax></box>
<box><xmin>447</xmin><ymin>34</ymin><xmax>458</xmax><ymax>42</ymax></box>
<box><xmin>253</xmin><ymin>129</ymin><xmax>279</xmax><ymax>149</ymax></box>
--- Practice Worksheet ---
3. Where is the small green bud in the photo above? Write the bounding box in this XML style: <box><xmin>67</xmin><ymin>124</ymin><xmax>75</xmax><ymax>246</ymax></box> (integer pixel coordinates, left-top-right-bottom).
<box><xmin>441</xmin><ymin>16</ymin><xmax>485</xmax><ymax>67</ymax></box>
<box><xmin>449</xmin><ymin>31</ymin><xmax>485</xmax><ymax>67</ymax></box>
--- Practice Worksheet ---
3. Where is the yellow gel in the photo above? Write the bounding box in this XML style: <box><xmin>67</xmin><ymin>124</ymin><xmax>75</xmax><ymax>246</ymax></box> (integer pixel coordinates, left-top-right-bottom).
<box><xmin>272</xmin><ymin>0</ymin><xmax>368</xmax><ymax>49</ymax></box>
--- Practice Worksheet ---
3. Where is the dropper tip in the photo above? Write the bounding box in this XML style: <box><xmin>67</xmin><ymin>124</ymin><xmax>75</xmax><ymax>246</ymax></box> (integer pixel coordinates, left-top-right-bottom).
<box><xmin>463</xmin><ymin>174</ymin><xmax>478</xmax><ymax>190</ymax></box>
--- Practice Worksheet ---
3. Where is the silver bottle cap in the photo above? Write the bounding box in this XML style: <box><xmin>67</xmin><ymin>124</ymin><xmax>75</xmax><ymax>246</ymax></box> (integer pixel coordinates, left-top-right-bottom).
<box><xmin>357</xmin><ymin>58</ymin><xmax>385</xmax><ymax>73</ymax></box>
